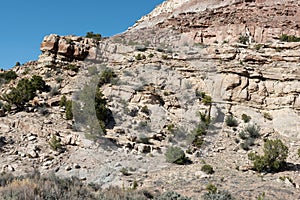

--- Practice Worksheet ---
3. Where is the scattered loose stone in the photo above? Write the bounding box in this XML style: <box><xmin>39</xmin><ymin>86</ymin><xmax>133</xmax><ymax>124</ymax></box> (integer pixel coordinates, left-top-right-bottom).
<box><xmin>65</xmin><ymin>165</ymin><xmax>72</xmax><ymax>171</ymax></box>
<box><xmin>74</xmin><ymin>163</ymin><xmax>81</xmax><ymax>169</ymax></box>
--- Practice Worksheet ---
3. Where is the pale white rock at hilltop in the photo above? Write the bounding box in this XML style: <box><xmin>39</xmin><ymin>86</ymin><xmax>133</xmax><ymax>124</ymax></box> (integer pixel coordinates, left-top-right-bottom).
<box><xmin>131</xmin><ymin>0</ymin><xmax>237</xmax><ymax>30</ymax></box>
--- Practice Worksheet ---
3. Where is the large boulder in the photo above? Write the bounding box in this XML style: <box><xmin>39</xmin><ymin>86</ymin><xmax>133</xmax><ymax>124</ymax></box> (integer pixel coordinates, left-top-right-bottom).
<box><xmin>57</xmin><ymin>38</ymin><xmax>74</xmax><ymax>56</ymax></box>
<box><xmin>40</xmin><ymin>34</ymin><xmax>59</xmax><ymax>53</ymax></box>
<box><xmin>39</xmin><ymin>34</ymin><xmax>100</xmax><ymax>64</ymax></box>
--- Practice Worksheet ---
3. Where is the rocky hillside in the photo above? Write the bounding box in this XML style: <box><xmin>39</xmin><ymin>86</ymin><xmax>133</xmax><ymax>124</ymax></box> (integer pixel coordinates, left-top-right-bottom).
<box><xmin>1</xmin><ymin>0</ymin><xmax>300</xmax><ymax>199</ymax></box>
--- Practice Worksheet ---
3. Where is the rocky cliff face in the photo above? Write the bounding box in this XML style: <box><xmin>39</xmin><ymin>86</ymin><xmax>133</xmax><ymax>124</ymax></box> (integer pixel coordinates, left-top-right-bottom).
<box><xmin>39</xmin><ymin>34</ymin><xmax>100</xmax><ymax>67</ymax></box>
<box><xmin>1</xmin><ymin>0</ymin><xmax>300</xmax><ymax>199</ymax></box>
<box><xmin>131</xmin><ymin>0</ymin><xmax>300</xmax><ymax>43</ymax></box>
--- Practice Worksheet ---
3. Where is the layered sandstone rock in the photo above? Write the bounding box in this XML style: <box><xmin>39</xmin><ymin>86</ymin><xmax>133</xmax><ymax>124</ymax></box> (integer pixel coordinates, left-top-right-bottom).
<box><xmin>132</xmin><ymin>0</ymin><xmax>300</xmax><ymax>44</ymax></box>
<box><xmin>39</xmin><ymin>34</ymin><xmax>100</xmax><ymax>67</ymax></box>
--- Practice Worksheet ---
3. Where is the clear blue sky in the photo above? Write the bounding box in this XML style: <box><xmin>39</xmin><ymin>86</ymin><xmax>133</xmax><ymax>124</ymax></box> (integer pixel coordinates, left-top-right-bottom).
<box><xmin>0</xmin><ymin>0</ymin><xmax>165</xmax><ymax>69</ymax></box>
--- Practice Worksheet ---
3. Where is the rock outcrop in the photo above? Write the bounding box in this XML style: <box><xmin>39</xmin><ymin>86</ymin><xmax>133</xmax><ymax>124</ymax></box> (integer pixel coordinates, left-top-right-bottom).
<box><xmin>131</xmin><ymin>0</ymin><xmax>300</xmax><ymax>44</ymax></box>
<box><xmin>39</xmin><ymin>34</ymin><xmax>100</xmax><ymax>67</ymax></box>
<box><xmin>1</xmin><ymin>0</ymin><xmax>300</xmax><ymax>199</ymax></box>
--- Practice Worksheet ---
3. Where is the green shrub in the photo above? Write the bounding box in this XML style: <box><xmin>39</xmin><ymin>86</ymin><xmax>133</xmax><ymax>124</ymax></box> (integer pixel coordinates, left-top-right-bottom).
<box><xmin>199</xmin><ymin>111</ymin><xmax>211</xmax><ymax>127</ymax></box>
<box><xmin>201</xmin><ymin>93</ymin><xmax>212</xmax><ymax>105</ymax></box>
<box><xmin>298</xmin><ymin>148</ymin><xmax>300</xmax><ymax>158</ymax></box>
<box><xmin>225</xmin><ymin>115</ymin><xmax>238</xmax><ymax>127</ymax></box>
<box><xmin>0</xmin><ymin>75</ymin><xmax>47</xmax><ymax>109</ymax></box>
<box><xmin>206</xmin><ymin>183</ymin><xmax>217</xmax><ymax>194</ymax></box>
<box><xmin>248</xmin><ymin>139</ymin><xmax>288</xmax><ymax>172</ymax></box>
<box><xmin>201</xmin><ymin>164</ymin><xmax>214</xmax><ymax>174</ymax></box>
<box><xmin>242</xmin><ymin>114</ymin><xmax>251</xmax><ymax>123</ymax></box>
<box><xmin>148</xmin><ymin>53</ymin><xmax>154</xmax><ymax>58</ymax></box>
<box><xmin>257</xmin><ymin>192</ymin><xmax>266</xmax><ymax>200</ymax></box>
<box><xmin>86</xmin><ymin>31</ymin><xmax>102</xmax><ymax>41</ymax></box>
<box><xmin>187</xmin><ymin>133</ymin><xmax>204</xmax><ymax>148</ymax></box>
<box><xmin>60</xmin><ymin>95</ymin><xmax>67</xmax><ymax>107</ymax></box>
<box><xmin>167</xmin><ymin>124</ymin><xmax>175</xmax><ymax>133</ymax></box>
<box><xmin>255</xmin><ymin>44</ymin><xmax>264</xmax><ymax>51</ymax></box>
<box><xmin>132</xmin><ymin>180</ymin><xmax>138</xmax><ymax>190</ymax></box>
<box><xmin>31</xmin><ymin>75</ymin><xmax>47</xmax><ymax>91</ymax></box>
<box><xmin>0</xmin><ymin>172</ymin><xmax>190</xmax><ymax>200</ymax></box>
<box><xmin>239</xmin><ymin>35</ymin><xmax>249</xmax><ymax>44</ymax></box>
<box><xmin>49</xmin><ymin>135</ymin><xmax>62</xmax><ymax>151</ymax></box>
<box><xmin>203</xmin><ymin>190</ymin><xmax>234</xmax><ymax>200</ymax></box>
<box><xmin>22</xmin><ymin>68</ymin><xmax>31</xmax><ymax>75</ymax></box>
<box><xmin>199</xmin><ymin>92</ymin><xmax>206</xmax><ymax>98</ymax></box>
<box><xmin>263</xmin><ymin>112</ymin><xmax>273</xmax><ymax>120</ymax></box>
<box><xmin>66</xmin><ymin>64</ymin><xmax>79</xmax><ymax>72</ymax></box>
<box><xmin>120</xmin><ymin>167</ymin><xmax>131</xmax><ymax>176</ymax></box>
<box><xmin>240</xmin><ymin>137</ymin><xmax>255</xmax><ymax>151</ymax></box>
<box><xmin>0</xmin><ymin>70</ymin><xmax>17</xmax><ymax>83</ymax></box>
<box><xmin>2</xmin><ymin>104</ymin><xmax>11</xmax><ymax>112</ymax></box>
<box><xmin>245</xmin><ymin>124</ymin><xmax>260</xmax><ymax>138</ymax></box>
<box><xmin>239</xmin><ymin>124</ymin><xmax>260</xmax><ymax>139</ymax></box>
<box><xmin>239</xmin><ymin>130</ymin><xmax>247</xmax><ymax>140</ymax></box>
<box><xmin>135</xmin><ymin>45</ymin><xmax>147</xmax><ymax>52</ymax></box>
<box><xmin>165</xmin><ymin>146</ymin><xmax>187</xmax><ymax>165</ymax></box>
<box><xmin>95</xmin><ymin>89</ymin><xmax>109</xmax><ymax>123</ymax></box>
<box><xmin>55</xmin><ymin>76</ymin><xmax>63</xmax><ymax>83</ymax></box>
<box><xmin>141</xmin><ymin>105</ymin><xmax>151</xmax><ymax>115</ymax></box>
<box><xmin>161</xmin><ymin>54</ymin><xmax>168</xmax><ymax>60</ymax></box>
<box><xmin>135</xmin><ymin>53</ymin><xmax>146</xmax><ymax>60</ymax></box>
<box><xmin>187</xmin><ymin>112</ymin><xmax>211</xmax><ymax>149</ymax></box>
<box><xmin>279</xmin><ymin>34</ymin><xmax>300</xmax><ymax>42</ymax></box>
<box><xmin>98</xmin><ymin>68</ymin><xmax>117</xmax><ymax>86</ymax></box>
<box><xmin>238</xmin><ymin>124</ymin><xmax>260</xmax><ymax>151</ymax></box>
<box><xmin>155</xmin><ymin>191</ymin><xmax>191</xmax><ymax>200</ymax></box>
<box><xmin>65</xmin><ymin>100</ymin><xmax>73</xmax><ymax>120</ymax></box>
<box><xmin>240</xmin><ymin>142</ymin><xmax>250</xmax><ymax>151</ymax></box>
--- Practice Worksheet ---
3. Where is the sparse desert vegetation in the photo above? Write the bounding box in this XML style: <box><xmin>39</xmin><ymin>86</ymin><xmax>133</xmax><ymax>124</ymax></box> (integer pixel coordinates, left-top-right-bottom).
<box><xmin>0</xmin><ymin>1</ymin><xmax>300</xmax><ymax>199</ymax></box>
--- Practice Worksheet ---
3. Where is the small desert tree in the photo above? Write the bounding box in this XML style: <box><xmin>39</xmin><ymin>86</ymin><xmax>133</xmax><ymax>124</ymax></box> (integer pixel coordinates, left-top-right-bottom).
<box><xmin>248</xmin><ymin>139</ymin><xmax>288</xmax><ymax>172</ymax></box>
<box><xmin>65</xmin><ymin>100</ymin><xmax>73</xmax><ymax>120</ymax></box>
<box><xmin>1</xmin><ymin>75</ymin><xmax>47</xmax><ymax>109</ymax></box>
<box><xmin>86</xmin><ymin>32</ymin><xmax>102</xmax><ymax>41</ymax></box>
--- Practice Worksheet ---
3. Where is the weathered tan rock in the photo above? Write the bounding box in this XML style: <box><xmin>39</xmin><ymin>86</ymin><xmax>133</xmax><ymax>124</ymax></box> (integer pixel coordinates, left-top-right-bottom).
<box><xmin>265</xmin><ymin>95</ymin><xmax>295</xmax><ymax>107</ymax></box>
<box><xmin>2</xmin><ymin>164</ymin><xmax>14</xmax><ymax>172</ymax></box>
<box><xmin>47</xmin><ymin>96</ymin><xmax>61</xmax><ymax>107</ymax></box>
<box><xmin>272</xmin><ymin>108</ymin><xmax>300</xmax><ymax>139</ymax></box>
<box><xmin>40</xmin><ymin>34</ymin><xmax>59</xmax><ymax>52</ymax></box>
<box><xmin>223</xmin><ymin>74</ymin><xmax>241</xmax><ymax>91</ymax></box>
<box><xmin>39</xmin><ymin>34</ymin><xmax>100</xmax><ymax>65</ymax></box>
<box><xmin>136</xmin><ymin>144</ymin><xmax>151</xmax><ymax>154</ymax></box>
<box><xmin>86</xmin><ymin>47</ymin><xmax>97</xmax><ymax>60</ymax></box>
<box><xmin>62</xmin><ymin>134</ymin><xmax>80</xmax><ymax>146</ymax></box>
<box><xmin>58</xmin><ymin>39</ymin><xmax>74</xmax><ymax>56</ymax></box>
<box><xmin>0</xmin><ymin>121</ymin><xmax>10</xmax><ymax>134</ymax></box>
